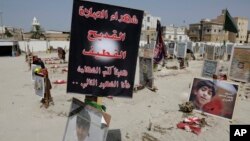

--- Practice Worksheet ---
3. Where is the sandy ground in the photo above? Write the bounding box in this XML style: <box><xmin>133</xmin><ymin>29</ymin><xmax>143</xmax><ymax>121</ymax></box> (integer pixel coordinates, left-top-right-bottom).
<box><xmin>0</xmin><ymin>52</ymin><xmax>250</xmax><ymax>141</ymax></box>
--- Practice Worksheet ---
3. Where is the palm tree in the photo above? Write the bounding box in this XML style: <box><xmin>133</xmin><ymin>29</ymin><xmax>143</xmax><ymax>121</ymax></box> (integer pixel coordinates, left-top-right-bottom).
<box><xmin>4</xmin><ymin>27</ymin><xmax>13</xmax><ymax>37</ymax></box>
<box><xmin>31</xmin><ymin>25</ymin><xmax>45</xmax><ymax>39</ymax></box>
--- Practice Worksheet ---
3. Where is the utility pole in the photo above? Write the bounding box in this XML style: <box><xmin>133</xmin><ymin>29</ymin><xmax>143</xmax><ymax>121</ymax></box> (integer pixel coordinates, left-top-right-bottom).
<box><xmin>200</xmin><ymin>20</ymin><xmax>204</xmax><ymax>42</ymax></box>
<box><xmin>0</xmin><ymin>11</ymin><xmax>3</xmax><ymax>39</ymax></box>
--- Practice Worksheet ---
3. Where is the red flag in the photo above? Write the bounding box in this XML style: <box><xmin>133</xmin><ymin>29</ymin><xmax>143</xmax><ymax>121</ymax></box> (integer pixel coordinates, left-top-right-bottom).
<box><xmin>153</xmin><ymin>20</ymin><xmax>166</xmax><ymax>64</ymax></box>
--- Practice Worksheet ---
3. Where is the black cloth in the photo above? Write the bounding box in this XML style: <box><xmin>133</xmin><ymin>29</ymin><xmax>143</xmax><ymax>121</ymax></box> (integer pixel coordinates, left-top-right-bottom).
<box><xmin>33</xmin><ymin>59</ymin><xmax>45</xmax><ymax>69</ymax></box>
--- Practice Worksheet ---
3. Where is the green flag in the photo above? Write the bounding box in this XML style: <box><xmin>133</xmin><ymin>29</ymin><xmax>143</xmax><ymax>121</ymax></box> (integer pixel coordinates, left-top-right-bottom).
<box><xmin>223</xmin><ymin>9</ymin><xmax>238</xmax><ymax>33</ymax></box>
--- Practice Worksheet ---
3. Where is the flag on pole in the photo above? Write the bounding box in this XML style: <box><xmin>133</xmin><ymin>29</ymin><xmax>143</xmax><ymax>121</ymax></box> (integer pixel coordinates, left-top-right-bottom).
<box><xmin>223</xmin><ymin>9</ymin><xmax>238</xmax><ymax>33</ymax></box>
<box><xmin>153</xmin><ymin>20</ymin><xmax>166</xmax><ymax>64</ymax></box>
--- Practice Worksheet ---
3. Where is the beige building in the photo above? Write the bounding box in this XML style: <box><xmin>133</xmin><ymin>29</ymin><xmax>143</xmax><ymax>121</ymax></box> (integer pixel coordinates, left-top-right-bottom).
<box><xmin>188</xmin><ymin>23</ymin><xmax>201</xmax><ymax>41</ymax></box>
<box><xmin>188</xmin><ymin>19</ymin><xmax>227</xmax><ymax>42</ymax></box>
<box><xmin>188</xmin><ymin>10</ymin><xmax>249</xmax><ymax>43</ymax></box>
<box><xmin>228</xmin><ymin>17</ymin><xmax>248</xmax><ymax>43</ymax></box>
<box><xmin>201</xmin><ymin>20</ymin><xmax>227</xmax><ymax>42</ymax></box>
<box><xmin>247</xmin><ymin>31</ymin><xmax>250</xmax><ymax>43</ymax></box>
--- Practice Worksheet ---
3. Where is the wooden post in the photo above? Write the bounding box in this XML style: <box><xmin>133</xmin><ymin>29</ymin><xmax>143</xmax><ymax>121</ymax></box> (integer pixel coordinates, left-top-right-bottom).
<box><xmin>43</xmin><ymin>70</ymin><xmax>53</xmax><ymax>108</ymax></box>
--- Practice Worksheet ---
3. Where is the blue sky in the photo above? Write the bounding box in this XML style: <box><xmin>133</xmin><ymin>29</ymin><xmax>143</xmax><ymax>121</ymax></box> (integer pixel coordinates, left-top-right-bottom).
<box><xmin>1</xmin><ymin>0</ymin><xmax>250</xmax><ymax>32</ymax></box>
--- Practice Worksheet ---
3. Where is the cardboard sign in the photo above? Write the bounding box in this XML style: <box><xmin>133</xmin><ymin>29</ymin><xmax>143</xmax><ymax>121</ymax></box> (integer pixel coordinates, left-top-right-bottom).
<box><xmin>34</xmin><ymin>75</ymin><xmax>44</xmax><ymax>98</ymax></box>
<box><xmin>138</xmin><ymin>47</ymin><xmax>154</xmax><ymax>58</ymax></box>
<box><xmin>63</xmin><ymin>98</ymin><xmax>111</xmax><ymax>141</ymax></box>
<box><xmin>139</xmin><ymin>57</ymin><xmax>153</xmax><ymax>88</ymax></box>
<box><xmin>67</xmin><ymin>0</ymin><xmax>144</xmax><ymax>97</ymax></box>
<box><xmin>201</xmin><ymin>60</ymin><xmax>218</xmax><ymax>78</ymax></box>
<box><xmin>189</xmin><ymin>77</ymin><xmax>239</xmax><ymax>120</ymax></box>
<box><xmin>229</xmin><ymin>46</ymin><xmax>250</xmax><ymax>83</ymax></box>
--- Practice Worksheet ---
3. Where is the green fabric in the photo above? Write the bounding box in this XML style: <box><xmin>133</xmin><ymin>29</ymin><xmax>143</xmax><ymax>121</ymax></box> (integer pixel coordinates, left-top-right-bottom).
<box><xmin>85</xmin><ymin>99</ymin><xmax>106</xmax><ymax>112</ymax></box>
<box><xmin>223</xmin><ymin>9</ymin><xmax>238</xmax><ymax>33</ymax></box>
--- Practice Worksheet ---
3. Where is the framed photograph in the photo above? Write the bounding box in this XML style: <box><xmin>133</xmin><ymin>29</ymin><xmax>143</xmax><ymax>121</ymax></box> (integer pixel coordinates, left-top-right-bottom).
<box><xmin>34</xmin><ymin>75</ymin><xmax>44</xmax><ymax>98</ymax></box>
<box><xmin>63</xmin><ymin>98</ymin><xmax>111</xmax><ymax>141</ymax></box>
<box><xmin>31</xmin><ymin>64</ymin><xmax>41</xmax><ymax>81</ymax></box>
<box><xmin>201</xmin><ymin>60</ymin><xmax>218</xmax><ymax>78</ymax></box>
<box><xmin>205</xmin><ymin>45</ymin><xmax>215</xmax><ymax>60</ymax></box>
<box><xmin>228</xmin><ymin>46</ymin><xmax>250</xmax><ymax>83</ymax></box>
<box><xmin>188</xmin><ymin>77</ymin><xmax>239</xmax><ymax>120</ymax></box>
<box><xmin>176</xmin><ymin>42</ymin><xmax>187</xmax><ymax>58</ymax></box>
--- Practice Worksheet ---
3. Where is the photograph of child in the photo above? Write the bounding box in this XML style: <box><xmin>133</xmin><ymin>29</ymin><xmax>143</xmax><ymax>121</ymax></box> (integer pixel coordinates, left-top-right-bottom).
<box><xmin>189</xmin><ymin>77</ymin><xmax>239</xmax><ymax>119</ymax></box>
<box><xmin>63</xmin><ymin>98</ymin><xmax>110</xmax><ymax>141</ymax></box>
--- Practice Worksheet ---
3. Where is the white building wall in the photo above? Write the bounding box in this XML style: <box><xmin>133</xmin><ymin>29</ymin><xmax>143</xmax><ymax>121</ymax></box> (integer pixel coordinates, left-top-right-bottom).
<box><xmin>163</xmin><ymin>25</ymin><xmax>189</xmax><ymax>42</ymax></box>
<box><xmin>18</xmin><ymin>40</ymin><xmax>70</xmax><ymax>52</ymax></box>
<box><xmin>142</xmin><ymin>13</ymin><xmax>160</xmax><ymax>30</ymax></box>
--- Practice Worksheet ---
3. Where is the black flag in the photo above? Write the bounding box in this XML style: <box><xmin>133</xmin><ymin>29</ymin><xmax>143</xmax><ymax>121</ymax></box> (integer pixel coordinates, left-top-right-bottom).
<box><xmin>223</xmin><ymin>9</ymin><xmax>238</xmax><ymax>33</ymax></box>
<box><xmin>153</xmin><ymin>20</ymin><xmax>166</xmax><ymax>64</ymax></box>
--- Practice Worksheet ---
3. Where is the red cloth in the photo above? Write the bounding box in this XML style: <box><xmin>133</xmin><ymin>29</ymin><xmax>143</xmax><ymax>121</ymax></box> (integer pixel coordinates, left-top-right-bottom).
<box><xmin>53</xmin><ymin>80</ymin><xmax>67</xmax><ymax>84</ymax></box>
<box><xmin>177</xmin><ymin>122</ymin><xmax>201</xmax><ymax>135</ymax></box>
<box><xmin>177</xmin><ymin>117</ymin><xmax>202</xmax><ymax>135</ymax></box>
<box><xmin>62</xmin><ymin>68</ymin><xmax>68</xmax><ymax>72</ymax></box>
<box><xmin>202</xmin><ymin>97</ymin><xmax>223</xmax><ymax>115</ymax></box>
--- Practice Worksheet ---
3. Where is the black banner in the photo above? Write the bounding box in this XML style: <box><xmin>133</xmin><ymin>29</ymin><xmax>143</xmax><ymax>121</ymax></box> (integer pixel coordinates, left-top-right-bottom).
<box><xmin>67</xmin><ymin>0</ymin><xmax>143</xmax><ymax>97</ymax></box>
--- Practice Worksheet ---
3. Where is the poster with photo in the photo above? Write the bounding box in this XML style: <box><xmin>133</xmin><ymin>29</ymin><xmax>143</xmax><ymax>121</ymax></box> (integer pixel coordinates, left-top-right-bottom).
<box><xmin>228</xmin><ymin>46</ymin><xmax>250</xmax><ymax>83</ymax></box>
<box><xmin>201</xmin><ymin>60</ymin><xmax>218</xmax><ymax>78</ymax></box>
<box><xmin>31</xmin><ymin>64</ymin><xmax>41</xmax><ymax>81</ymax></box>
<box><xmin>168</xmin><ymin>42</ymin><xmax>176</xmax><ymax>56</ymax></box>
<box><xmin>139</xmin><ymin>57</ymin><xmax>153</xmax><ymax>88</ymax></box>
<box><xmin>205</xmin><ymin>45</ymin><xmax>215</xmax><ymax>60</ymax></box>
<box><xmin>188</xmin><ymin>77</ymin><xmax>239</xmax><ymax>120</ymax></box>
<box><xmin>67</xmin><ymin>0</ymin><xmax>144</xmax><ymax>97</ymax></box>
<box><xmin>63</xmin><ymin>98</ymin><xmax>111</xmax><ymax>141</ymax></box>
<box><xmin>176</xmin><ymin>42</ymin><xmax>187</xmax><ymax>58</ymax></box>
<box><xmin>34</xmin><ymin>75</ymin><xmax>44</xmax><ymax>98</ymax></box>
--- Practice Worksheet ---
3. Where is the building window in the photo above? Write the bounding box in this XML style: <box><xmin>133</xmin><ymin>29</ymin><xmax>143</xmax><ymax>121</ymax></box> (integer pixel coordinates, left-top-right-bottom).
<box><xmin>169</xmin><ymin>35</ymin><xmax>171</xmax><ymax>39</ymax></box>
<box><xmin>147</xmin><ymin>26</ymin><xmax>150</xmax><ymax>30</ymax></box>
<box><xmin>179</xmin><ymin>36</ymin><xmax>182</xmax><ymax>40</ymax></box>
<box><xmin>214</xmin><ymin>29</ymin><xmax>216</xmax><ymax>32</ymax></box>
<box><xmin>207</xmin><ymin>29</ymin><xmax>210</xmax><ymax>32</ymax></box>
<box><xmin>147</xmin><ymin>17</ymin><xmax>150</xmax><ymax>22</ymax></box>
<box><xmin>218</xmin><ymin>30</ymin><xmax>221</xmax><ymax>32</ymax></box>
